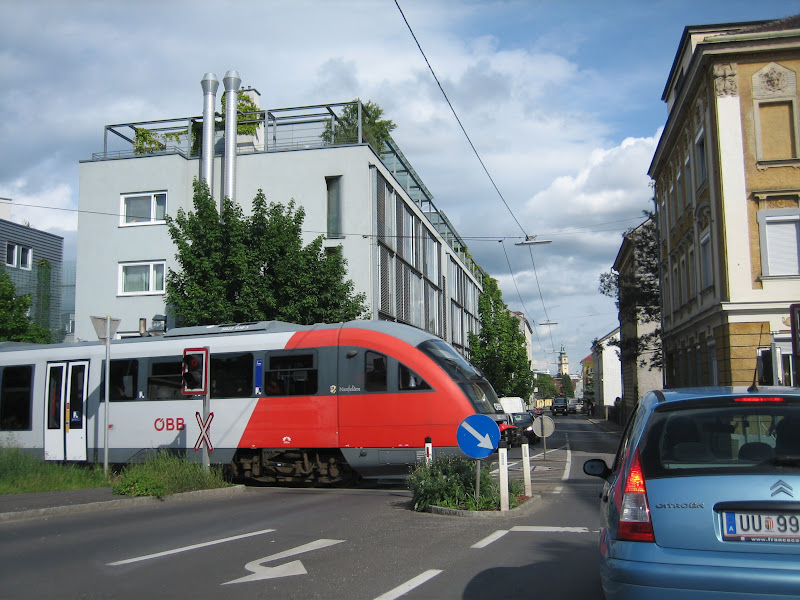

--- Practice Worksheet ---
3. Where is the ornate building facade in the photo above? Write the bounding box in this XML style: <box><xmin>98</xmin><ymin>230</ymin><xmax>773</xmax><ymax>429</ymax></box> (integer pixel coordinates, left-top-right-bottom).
<box><xmin>649</xmin><ymin>16</ymin><xmax>800</xmax><ymax>387</ymax></box>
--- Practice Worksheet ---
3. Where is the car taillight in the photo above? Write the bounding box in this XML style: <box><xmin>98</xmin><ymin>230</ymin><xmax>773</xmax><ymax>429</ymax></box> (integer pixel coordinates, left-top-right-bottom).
<box><xmin>734</xmin><ymin>397</ymin><xmax>785</xmax><ymax>403</ymax></box>
<box><xmin>614</xmin><ymin>448</ymin><xmax>655</xmax><ymax>542</ymax></box>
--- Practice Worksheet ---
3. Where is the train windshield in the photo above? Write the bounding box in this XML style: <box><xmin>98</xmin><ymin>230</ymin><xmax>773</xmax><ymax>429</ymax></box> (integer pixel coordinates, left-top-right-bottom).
<box><xmin>418</xmin><ymin>339</ymin><xmax>501</xmax><ymax>415</ymax></box>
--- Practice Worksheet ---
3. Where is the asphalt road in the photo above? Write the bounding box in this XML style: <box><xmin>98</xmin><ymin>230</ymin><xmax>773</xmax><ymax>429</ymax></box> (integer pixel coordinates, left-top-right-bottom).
<box><xmin>0</xmin><ymin>414</ymin><xmax>619</xmax><ymax>600</ymax></box>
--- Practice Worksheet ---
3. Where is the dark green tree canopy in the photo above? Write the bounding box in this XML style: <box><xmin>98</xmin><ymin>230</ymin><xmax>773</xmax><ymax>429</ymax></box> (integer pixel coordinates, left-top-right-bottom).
<box><xmin>165</xmin><ymin>180</ymin><xmax>368</xmax><ymax>327</ymax></box>
<box><xmin>0</xmin><ymin>268</ymin><xmax>51</xmax><ymax>343</ymax></box>
<box><xmin>322</xmin><ymin>99</ymin><xmax>397</xmax><ymax>154</ymax></box>
<box><xmin>534</xmin><ymin>373</ymin><xmax>558</xmax><ymax>399</ymax></box>
<box><xmin>599</xmin><ymin>212</ymin><xmax>662</xmax><ymax>369</ymax></box>
<box><xmin>468</xmin><ymin>276</ymin><xmax>533</xmax><ymax>399</ymax></box>
<box><xmin>559</xmin><ymin>372</ymin><xmax>575</xmax><ymax>397</ymax></box>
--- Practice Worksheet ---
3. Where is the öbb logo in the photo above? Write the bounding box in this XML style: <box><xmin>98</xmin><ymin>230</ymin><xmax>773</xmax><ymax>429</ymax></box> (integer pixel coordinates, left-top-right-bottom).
<box><xmin>154</xmin><ymin>417</ymin><xmax>185</xmax><ymax>431</ymax></box>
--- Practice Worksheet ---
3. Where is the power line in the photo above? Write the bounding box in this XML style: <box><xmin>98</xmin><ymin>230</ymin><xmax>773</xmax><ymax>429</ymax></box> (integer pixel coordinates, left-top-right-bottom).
<box><xmin>394</xmin><ymin>0</ymin><xmax>526</xmax><ymax>236</ymax></box>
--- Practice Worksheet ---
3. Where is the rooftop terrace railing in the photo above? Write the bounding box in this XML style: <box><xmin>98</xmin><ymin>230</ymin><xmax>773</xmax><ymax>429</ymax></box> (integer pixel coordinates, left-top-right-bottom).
<box><xmin>91</xmin><ymin>101</ymin><xmax>483</xmax><ymax>278</ymax></box>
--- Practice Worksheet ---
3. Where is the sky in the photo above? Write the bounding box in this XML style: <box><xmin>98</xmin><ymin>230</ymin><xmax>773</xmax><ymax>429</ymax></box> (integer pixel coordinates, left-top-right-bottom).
<box><xmin>1</xmin><ymin>0</ymin><xmax>798</xmax><ymax>375</ymax></box>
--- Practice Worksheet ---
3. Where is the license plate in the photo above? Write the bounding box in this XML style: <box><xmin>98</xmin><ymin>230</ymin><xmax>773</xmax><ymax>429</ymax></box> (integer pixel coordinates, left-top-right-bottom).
<box><xmin>723</xmin><ymin>512</ymin><xmax>800</xmax><ymax>543</ymax></box>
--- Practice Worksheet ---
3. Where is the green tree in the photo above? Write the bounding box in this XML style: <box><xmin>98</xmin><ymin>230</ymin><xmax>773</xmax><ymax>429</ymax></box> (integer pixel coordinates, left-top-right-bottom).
<box><xmin>534</xmin><ymin>373</ymin><xmax>558</xmax><ymax>399</ymax></box>
<box><xmin>165</xmin><ymin>179</ymin><xmax>368</xmax><ymax>326</ymax></box>
<box><xmin>599</xmin><ymin>212</ymin><xmax>662</xmax><ymax>369</ymax></box>
<box><xmin>468</xmin><ymin>276</ymin><xmax>533</xmax><ymax>398</ymax></box>
<box><xmin>559</xmin><ymin>373</ymin><xmax>575</xmax><ymax>397</ymax></box>
<box><xmin>321</xmin><ymin>99</ymin><xmax>397</xmax><ymax>154</ymax></box>
<box><xmin>0</xmin><ymin>268</ymin><xmax>51</xmax><ymax>343</ymax></box>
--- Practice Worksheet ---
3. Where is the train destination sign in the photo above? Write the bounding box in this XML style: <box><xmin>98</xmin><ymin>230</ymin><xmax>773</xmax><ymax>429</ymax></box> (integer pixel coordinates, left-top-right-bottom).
<box><xmin>457</xmin><ymin>414</ymin><xmax>500</xmax><ymax>459</ymax></box>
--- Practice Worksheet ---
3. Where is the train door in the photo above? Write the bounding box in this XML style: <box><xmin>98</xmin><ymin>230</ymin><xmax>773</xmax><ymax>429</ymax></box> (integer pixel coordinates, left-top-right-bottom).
<box><xmin>43</xmin><ymin>361</ymin><xmax>89</xmax><ymax>461</ymax></box>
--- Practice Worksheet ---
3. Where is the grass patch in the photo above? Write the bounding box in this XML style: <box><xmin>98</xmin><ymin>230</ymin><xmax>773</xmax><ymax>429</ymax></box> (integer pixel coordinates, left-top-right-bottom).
<box><xmin>112</xmin><ymin>451</ymin><xmax>231</xmax><ymax>498</ymax></box>
<box><xmin>407</xmin><ymin>455</ymin><xmax>524</xmax><ymax>512</ymax></box>
<box><xmin>0</xmin><ymin>445</ymin><xmax>109</xmax><ymax>494</ymax></box>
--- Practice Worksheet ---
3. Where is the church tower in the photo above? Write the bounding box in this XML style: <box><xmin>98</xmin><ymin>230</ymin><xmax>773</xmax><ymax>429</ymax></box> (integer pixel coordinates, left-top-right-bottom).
<box><xmin>558</xmin><ymin>344</ymin><xmax>569</xmax><ymax>375</ymax></box>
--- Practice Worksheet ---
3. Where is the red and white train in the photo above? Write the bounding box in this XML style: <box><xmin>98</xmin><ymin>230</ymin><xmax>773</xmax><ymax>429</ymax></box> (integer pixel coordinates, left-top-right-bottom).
<box><xmin>0</xmin><ymin>320</ymin><xmax>508</xmax><ymax>484</ymax></box>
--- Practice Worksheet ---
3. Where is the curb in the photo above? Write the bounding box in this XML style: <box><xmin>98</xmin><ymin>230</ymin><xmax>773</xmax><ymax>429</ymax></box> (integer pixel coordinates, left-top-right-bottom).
<box><xmin>424</xmin><ymin>494</ymin><xmax>540</xmax><ymax>518</ymax></box>
<box><xmin>0</xmin><ymin>484</ymin><xmax>248</xmax><ymax>523</ymax></box>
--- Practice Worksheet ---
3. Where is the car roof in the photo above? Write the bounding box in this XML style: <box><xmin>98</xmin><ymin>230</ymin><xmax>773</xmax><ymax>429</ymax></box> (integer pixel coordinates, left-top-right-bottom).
<box><xmin>646</xmin><ymin>386</ymin><xmax>800</xmax><ymax>407</ymax></box>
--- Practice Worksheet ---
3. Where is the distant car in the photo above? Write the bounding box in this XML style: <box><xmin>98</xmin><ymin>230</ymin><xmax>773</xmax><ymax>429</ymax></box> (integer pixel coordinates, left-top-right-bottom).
<box><xmin>567</xmin><ymin>398</ymin><xmax>582</xmax><ymax>414</ymax></box>
<box><xmin>529</xmin><ymin>406</ymin><xmax>544</xmax><ymax>417</ymax></box>
<box><xmin>511</xmin><ymin>412</ymin><xmax>539</xmax><ymax>444</ymax></box>
<box><xmin>583</xmin><ymin>386</ymin><xmax>800</xmax><ymax>599</ymax></box>
<box><xmin>551</xmin><ymin>397</ymin><xmax>568</xmax><ymax>415</ymax></box>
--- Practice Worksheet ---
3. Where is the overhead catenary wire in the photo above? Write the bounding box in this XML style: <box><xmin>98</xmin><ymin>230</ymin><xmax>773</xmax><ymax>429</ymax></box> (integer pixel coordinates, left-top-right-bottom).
<box><xmin>395</xmin><ymin>0</ymin><xmax>562</xmax><ymax>365</ymax></box>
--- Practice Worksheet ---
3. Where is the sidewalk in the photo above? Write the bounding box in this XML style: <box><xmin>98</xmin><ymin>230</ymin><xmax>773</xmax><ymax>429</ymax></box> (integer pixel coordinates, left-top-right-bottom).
<box><xmin>0</xmin><ymin>485</ymin><xmax>247</xmax><ymax>523</ymax></box>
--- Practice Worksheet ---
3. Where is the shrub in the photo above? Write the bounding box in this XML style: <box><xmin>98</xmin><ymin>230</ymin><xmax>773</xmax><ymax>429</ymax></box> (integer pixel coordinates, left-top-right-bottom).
<box><xmin>112</xmin><ymin>451</ymin><xmax>230</xmax><ymax>498</ymax></box>
<box><xmin>0</xmin><ymin>444</ymin><xmax>108</xmax><ymax>494</ymax></box>
<box><xmin>407</xmin><ymin>455</ymin><xmax>524</xmax><ymax>512</ymax></box>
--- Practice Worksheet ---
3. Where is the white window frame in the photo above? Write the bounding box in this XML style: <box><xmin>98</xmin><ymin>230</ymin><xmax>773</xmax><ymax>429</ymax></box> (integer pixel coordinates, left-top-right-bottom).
<box><xmin>5</xmin><ymin>243</ymin><xmax>16</xmax><ymax>268</ymax></box>
<box><xmin>757</xmin><ymin>209</ymin><xmax>800</xmax><ymax>277</ymax></box>
<box><xmin>5</xmin><ymin>243</ymin><xmax>31</xmax><ymax>270</ymax></box>
<box><xmin>118</xmin><ymin>261</ymin><xmax>166</xmax><ymax>296</ymax></box>
<box><xmin>120</xmin><ymin>191</ymin><xmax>167</xmax><ymax>226</ymax></box>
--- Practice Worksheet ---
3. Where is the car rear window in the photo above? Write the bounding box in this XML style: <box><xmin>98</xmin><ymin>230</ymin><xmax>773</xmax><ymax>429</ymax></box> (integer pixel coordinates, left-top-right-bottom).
<box><xmin>640</xmin><ymin>396</ymin><xmax>800</xmax><ymax>478</ymax></box>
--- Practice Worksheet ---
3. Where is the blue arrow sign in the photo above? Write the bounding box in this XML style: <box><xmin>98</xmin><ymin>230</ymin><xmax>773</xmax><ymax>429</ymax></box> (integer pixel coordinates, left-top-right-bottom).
<box><xmin>457</xmin><ymin>414</ymin><xmax>500</xmax><ymax>459</ymax></box>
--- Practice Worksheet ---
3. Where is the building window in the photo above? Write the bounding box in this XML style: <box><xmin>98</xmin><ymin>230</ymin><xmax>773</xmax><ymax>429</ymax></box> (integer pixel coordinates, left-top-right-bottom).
<box><xmin>683</xmin><ymin>157</ymin><xmax>692</xmax><ymax>208</ymax></box>
<box><xmin>700</xmin><ymin>232</ymin><xmax>714</xmax><ymax>289</ymax></box>
<box><xmin>695</xmin><ymin>132</ymin><xmax>707</xmax><ymax>185</ymax></box>
<box><xmin>121</xmin><ymin>192</ymin><xmax>166</xmax><ymax>225</ymax></box>
<box><xmin>758</xmin><ymin>210</ymin><xmax>800</xmax><ymax>276</ymax></box>
<box><xmin>5</xmin><ymin>243</ymin><xmax>31</xmax><ymax>270</ymax></box>
<box><xmin>326</xmin><ymin>176</ymin><xmax>341</xmax><ymax>238</ymax></box>
<box><xmin>119</xmin><ymin>261</ymin><xmax>166</xmax><ymax>295</ymax></box>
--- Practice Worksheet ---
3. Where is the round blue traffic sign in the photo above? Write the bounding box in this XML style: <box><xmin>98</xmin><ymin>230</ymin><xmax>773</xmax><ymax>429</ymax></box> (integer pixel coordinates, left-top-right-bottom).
<box><xmin>457</xmin><ymin>414</ymin><xmax>500</xmax><ymax>459</ymax></box>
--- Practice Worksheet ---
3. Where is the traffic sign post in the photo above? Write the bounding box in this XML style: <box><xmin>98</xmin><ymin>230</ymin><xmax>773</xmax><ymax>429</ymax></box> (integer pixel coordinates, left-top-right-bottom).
<box><xmin>457</xmin><ymin>414</ymin><xmax>500</xmax><ymax>502</ymax></box>
<box><xmin>533</xmin><ymin>415</ymin><xmax>555</xmax><ymax>459</ymax></box>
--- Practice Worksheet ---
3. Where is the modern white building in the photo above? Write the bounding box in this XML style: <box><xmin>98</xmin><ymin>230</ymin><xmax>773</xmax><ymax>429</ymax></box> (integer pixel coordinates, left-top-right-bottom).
<box><xmin>592</xmin><ymin>328</ymin><xmax>622</xmax><ymax>420</ymax></box>
<box><xmin>75</xmin><ymin>72</ymin><xmax>483</xmax><ymax>354</ymax></box>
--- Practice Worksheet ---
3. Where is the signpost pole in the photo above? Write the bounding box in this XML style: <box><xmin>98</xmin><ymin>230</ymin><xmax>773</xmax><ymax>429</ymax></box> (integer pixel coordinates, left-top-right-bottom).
<box><xmin>522</xmin><ymin>442</ymin><xmax>532</xmax><ymax>497</ymax></box>
<box><xmin>103</xmin><ymin>316</ymin><xmax>110</xmax><ymax>476</ymax></box>
<box><xmin>203</xmin><ymin>389</ymin><xmax>210</xmax><ymax>471</ymax></box>
<box><xmin>475</xmin><ymin>459</ymin><xmax>481</xmax><ymax>502</ymax></box>
<box><xmin>498</xmin><ymin>441</ymin><xmax>509</xmax><ymax>511</ymax></box>
<box><xmin>92</xmin><ymin>315</ymin><xmax>120</xmax><ymax>477</ymax></box>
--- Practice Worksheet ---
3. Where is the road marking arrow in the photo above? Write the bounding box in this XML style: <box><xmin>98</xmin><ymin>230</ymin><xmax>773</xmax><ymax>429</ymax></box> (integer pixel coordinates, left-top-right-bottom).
<box><xmin>460</xmin><ymin>420</ymin><xmax>494</xmax><ymax>449</ymax></box>
<box><xmin>222</xmin><ymin>539</ymin><xmax>344</xmax><ymax>585</ymax></box>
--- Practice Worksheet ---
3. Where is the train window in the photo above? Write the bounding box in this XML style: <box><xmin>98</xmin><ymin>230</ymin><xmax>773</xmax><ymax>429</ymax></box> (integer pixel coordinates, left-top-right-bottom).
<box><xmin>147</xmin><ymin>359</ymin><xmax>185</xmax><ymax>400</ymax></box>
<box><xmin>399</xmin><ymin>363</ymin><xmax>430</xmax><ymax>391</ymax></box>
<box><xmin>210</xmin><ymin>353</ymin><xmax>253</xmax><ymax>398</ymax></box>
<box><xmin>0</xmin><ymin>365</ymin><xmax>33</xmax><ymax>431</ymax></box>
<box><xmin>101</xmin><ymin>359</ymin><xmax>139</xmax><ymax>401</ymax></box>
<box><xmin>365</xmin><ymin>351</ymin><xmax>387</xmax><ymax>392</ymax></box>
<box><xmin>265</xmin><ymin>353</ymin><xmax>317</xmax><ymax>396</ymax></box>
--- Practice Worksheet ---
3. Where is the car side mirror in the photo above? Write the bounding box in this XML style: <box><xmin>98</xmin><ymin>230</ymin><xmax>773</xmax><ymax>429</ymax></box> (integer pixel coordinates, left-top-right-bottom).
<box><xmin>583</xmin><ymin>458</ymin><xmax>612</xmax><ymax>480</ymax></box>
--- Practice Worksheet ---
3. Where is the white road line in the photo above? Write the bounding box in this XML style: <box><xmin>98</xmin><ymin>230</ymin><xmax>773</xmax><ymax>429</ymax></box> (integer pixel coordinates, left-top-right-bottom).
<box><xmin>107</xmin><ymin>528</ymin><xmax>276</xmax><ymax>566</ymax></box>
<box><xmin>471</xmin><ymin>530</ymin><xmax>509</xmax><ymax>548</ymax></box>
<box><xmin>511</xmin><ymin>526</ymin><xmax>592</xmax><ymax>534</ymax></box>
<box><xmin>562</xmin><ymin>434</ymin><xmax>571</xmax><ymax>481</ymax></box>
<box><xmin>373</xmin><ymin>569</ymin><xmax>443</xmax><ymax>600</ymax></box>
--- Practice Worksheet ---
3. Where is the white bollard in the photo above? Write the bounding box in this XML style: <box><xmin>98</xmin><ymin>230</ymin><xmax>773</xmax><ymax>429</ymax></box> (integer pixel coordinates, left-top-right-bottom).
<box><xmin>499</xmin><ymin>442</ymin><xmax>509</xmax><ymax>512</ymax></box>
<box><xmin>521</xmin><ymin>442</ymin><xmax>532</xmax><ymax>497</ymax></box>
<box><xmin>424</xmin><ymin>436</ymin><xmax>433</xmax><ymax>465</ymax></box>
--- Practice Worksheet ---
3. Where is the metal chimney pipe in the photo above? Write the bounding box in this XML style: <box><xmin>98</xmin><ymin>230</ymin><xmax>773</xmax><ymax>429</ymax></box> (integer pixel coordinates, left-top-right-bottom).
<box><xmin>200</xmin><ymin>73</ymin><xmax>219</xmax><ymax>191</ymax></box>
<box><xmin>223</xmin><ymin>70</ymin><xmax>241</xmax><ymax>203</ymax></box>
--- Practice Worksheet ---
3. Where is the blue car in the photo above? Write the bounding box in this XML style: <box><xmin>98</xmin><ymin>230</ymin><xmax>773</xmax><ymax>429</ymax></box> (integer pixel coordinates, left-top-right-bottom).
<box><xmin>584</xmin><ymin>387</ymin><xmax>800</xmax><ymax>599</ymax></box>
